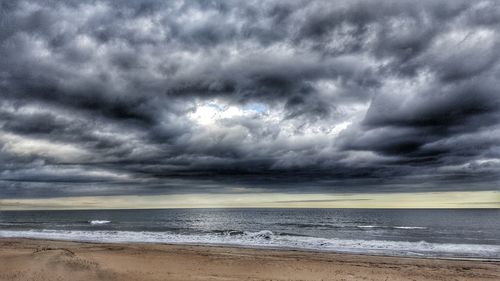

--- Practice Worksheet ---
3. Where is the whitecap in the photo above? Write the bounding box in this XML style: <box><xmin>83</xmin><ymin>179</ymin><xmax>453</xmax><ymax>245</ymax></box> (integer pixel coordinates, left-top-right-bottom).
<box><xmin>89</xmin><ymin>220</ymin><xmax>111</xmax><ymax>225</ymax></box>
<box><xmin>244</xmin><ymin>230</ymin><xmax>274</xmax><ymax>239</ymax></box>
<box><xmin>393</xmin><ymin>226</ymin><xmax>427</xmax><ymax>230</ymax></box>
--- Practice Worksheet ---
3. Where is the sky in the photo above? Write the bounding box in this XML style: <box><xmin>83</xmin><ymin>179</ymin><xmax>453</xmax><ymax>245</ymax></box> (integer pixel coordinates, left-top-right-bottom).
<box><xmin>0</xmin><ymin>0</ymin><xmax>499</xmax><ymax>209</ymax></box>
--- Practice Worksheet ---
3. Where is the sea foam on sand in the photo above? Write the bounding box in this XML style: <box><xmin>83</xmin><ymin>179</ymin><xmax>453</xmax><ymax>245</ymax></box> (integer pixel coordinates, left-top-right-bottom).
<box><xmin>1</xmin><ymin>229</ymin><xmax>499</xmax><ymax>260</ymax></box>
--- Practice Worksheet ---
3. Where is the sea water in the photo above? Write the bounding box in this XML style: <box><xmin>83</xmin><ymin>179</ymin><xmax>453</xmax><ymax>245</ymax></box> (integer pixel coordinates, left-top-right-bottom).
<box><xmin>1</xmin><ymin>208</ymin><xmax>498</xmax><ymax>259</ymax></box>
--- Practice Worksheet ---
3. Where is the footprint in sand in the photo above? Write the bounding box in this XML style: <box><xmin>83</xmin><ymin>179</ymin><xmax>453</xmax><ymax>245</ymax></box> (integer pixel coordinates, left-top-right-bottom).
<box><xmin>30</xmin><ymin>248</ymin><xmax>117</xmax><ymax>280</ymax></box>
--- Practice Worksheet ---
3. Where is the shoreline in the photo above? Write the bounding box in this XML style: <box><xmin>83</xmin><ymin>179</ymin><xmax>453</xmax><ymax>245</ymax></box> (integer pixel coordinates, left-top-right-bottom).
<box><xmin>1</xmin><ymin>234</ymin><xmax>498</xmax><ymax>262</ymax></box>
<box><xmin>2</xmin><ymin>236</ymin><xmax>499</xmax><ymax>262</ymax></box>
<box><xmin>1</xmin><ymin>238</ymin><xmax>499</xmax><ymax>280</ymax></box>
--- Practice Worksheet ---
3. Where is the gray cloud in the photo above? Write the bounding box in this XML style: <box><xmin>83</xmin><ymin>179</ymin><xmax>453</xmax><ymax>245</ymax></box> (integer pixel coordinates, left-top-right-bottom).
<box><xmin>0</xmin><ymin>0</ymin><xmax>499</xmax><ymax>199</ymax></box>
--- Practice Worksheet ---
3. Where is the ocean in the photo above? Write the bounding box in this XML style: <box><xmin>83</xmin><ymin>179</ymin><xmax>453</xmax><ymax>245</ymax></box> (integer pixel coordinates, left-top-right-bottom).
<box><xmin>1</xmin><ymin>208</ymin><xmax>499</xmax><ymax>259</ymax></box>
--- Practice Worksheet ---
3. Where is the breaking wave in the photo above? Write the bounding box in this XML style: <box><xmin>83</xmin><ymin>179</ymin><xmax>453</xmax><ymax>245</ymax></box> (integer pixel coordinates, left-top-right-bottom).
<box><xmin>89</xmin><ymin>220</ymin><xmax>111</xmax><ymax>225</ymax></box>
<box><xmin>357</xmin><ymin>225</ymin><xmax>427</xmax><ymax>230</ymax></box>
<box><xmin>0</xmin><ymin>229</ymin><xmax>498</xmax><ymax>260</ymax></box>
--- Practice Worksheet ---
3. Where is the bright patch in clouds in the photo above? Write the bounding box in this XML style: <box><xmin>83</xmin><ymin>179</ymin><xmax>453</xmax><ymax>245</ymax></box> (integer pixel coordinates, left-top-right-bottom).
<box><xmin>189</xmin><ymin>100</ymin><xmax>268</xmax><ymax>125</ymax></box>
<box><xmin>0</xmin><ymin>132</ymin><xmax>89</xmax><ymax>162</ymax></box>
<box><xmin>1</xmin><ymin>0</ymin><xmax>499</xmax><ymax>204</ymax></box>
<box><xmin>189</xmin><ymin>99</ymin><xmax>352</xmax><ymax>142</ymax></box>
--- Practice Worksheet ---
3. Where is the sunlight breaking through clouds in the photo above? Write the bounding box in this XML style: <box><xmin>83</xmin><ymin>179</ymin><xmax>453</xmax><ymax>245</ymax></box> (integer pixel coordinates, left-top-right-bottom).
<box><xmin>0</xmin><ymin>0</ymin><xmax>499</xmax><ymax>203</ymax></box>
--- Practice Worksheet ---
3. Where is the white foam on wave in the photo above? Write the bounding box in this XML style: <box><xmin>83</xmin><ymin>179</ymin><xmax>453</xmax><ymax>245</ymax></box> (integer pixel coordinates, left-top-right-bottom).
<box><xmin>244</xmin><ymin>230</ymin><xmax>274</xmax><ymax>239</ymax></box>
<box><xmin>357</xmin><ymin>225</ymin><xmax>427</xmax><ymax>230</ymax></box>
<box><xmin>1</xmin><ymin>229</ymin><xmax>498</xmax><ymax>259</ymax></box>
<box><xmin>394</xmin><ymin>226</ymin><xmax>427</xmax><ymax>229</ymax></box>
<box><xmin>89</xmin><ymin>220</ymin><xmax>111</xmax><ymax>225</ymax></box>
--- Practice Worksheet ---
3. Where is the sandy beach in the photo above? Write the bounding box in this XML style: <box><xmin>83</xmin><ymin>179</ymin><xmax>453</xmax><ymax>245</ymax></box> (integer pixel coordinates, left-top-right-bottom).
<box><xmin>0</xmin><ymin>238</ymin><xmax>498</xmax><ymax>281</ymax></box>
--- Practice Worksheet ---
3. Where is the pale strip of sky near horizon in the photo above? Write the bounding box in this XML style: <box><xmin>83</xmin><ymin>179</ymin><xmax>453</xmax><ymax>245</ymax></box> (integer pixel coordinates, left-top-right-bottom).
<box><xmin>0</xmin><ymin>191</ymin><xmax>498</xmax><ymax>210</ymax></box>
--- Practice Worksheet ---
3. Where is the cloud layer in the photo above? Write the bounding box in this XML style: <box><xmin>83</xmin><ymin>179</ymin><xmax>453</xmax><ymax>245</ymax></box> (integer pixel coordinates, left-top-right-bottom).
<box><xmin>1</xmin><ymin>0</ymin><xmax>499</xmax><ymax>198</ymax></box>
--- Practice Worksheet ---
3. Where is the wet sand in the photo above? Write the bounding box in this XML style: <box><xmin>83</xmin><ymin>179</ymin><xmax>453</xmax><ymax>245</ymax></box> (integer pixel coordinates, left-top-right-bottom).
<box><xmin>0</xmin><ymin>238</ymin><xmax>498</xmax><ymax>281</ymax></box>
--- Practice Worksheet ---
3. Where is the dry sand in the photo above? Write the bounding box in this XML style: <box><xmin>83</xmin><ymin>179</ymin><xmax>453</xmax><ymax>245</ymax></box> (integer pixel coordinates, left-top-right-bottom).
<box><xmin>0</xmin><ymin>238</ymin><xmax>498</xmax><ymax>281</ymax></box>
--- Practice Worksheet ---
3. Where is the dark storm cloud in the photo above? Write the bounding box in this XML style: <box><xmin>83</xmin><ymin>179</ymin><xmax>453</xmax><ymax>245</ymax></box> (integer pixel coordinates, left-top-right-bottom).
<box><xmin>0</xmin><ymin>0</ymin><xmax>499</xmax><ymax>199</ymax></box>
